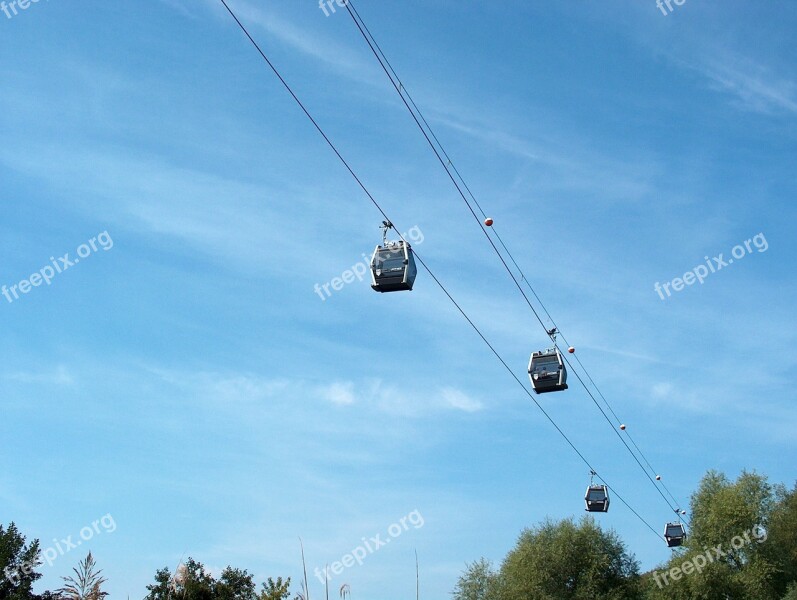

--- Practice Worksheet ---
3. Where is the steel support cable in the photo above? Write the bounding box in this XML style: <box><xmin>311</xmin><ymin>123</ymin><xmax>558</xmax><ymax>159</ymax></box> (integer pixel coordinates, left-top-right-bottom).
<box><xmin>344</xmin><ymin>0</ymin><xmax>689</xmax><ymax>523</ymax></box>
<box><xmin>216</xmin><ymin>0</ymin><xmax>665</xmax><ymax>542</ymax></box>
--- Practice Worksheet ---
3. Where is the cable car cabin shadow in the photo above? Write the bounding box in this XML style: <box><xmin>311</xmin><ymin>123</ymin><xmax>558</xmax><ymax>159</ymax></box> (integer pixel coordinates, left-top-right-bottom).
<box><xmin>585</xmin><ymin>485</ymin><xmax>610</xmax><ymax>512</ymax></box>
<box><xmin>528</xmin><ymin>347</ymin><xmax>568</xmax><ymax>394</ymax></box>
<box><xmin>664</xmin><ymin>522</ymin><xmax>686</xmax><ymax>547</ymax></box>
<box><xmin>370</xmin><ymin>240</ymin><xmax>417</xmax><ymax>293</ymax></box>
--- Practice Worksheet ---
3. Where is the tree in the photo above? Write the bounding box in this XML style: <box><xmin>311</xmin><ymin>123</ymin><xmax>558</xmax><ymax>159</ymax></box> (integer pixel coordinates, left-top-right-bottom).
<box><xmin>145</xmin><ymin>559</ymin><xmax>292</xmax><ymax>600</ymax></box>
<box><xmin>57</xmin><ymin>552</ymin><xmax>107</xmax><ymax>600</ymax></box>
<box><xmin>452</xmin><ymin>559</ymin><xmax>498</xmax><ymax>600</ymax></box>
<box><xmin>765</xmin><ymin>482</ymin><xmax>797</xmax><ymax>593</ymax></box>
<box><xmin>453</xmin><ymin>517</ymin><xmax>641</xmax><ymax>600</ymax></box>
<box><xmin>214</xmin><ymin>568</ymin><xmax>256</xmax><ymax>600</ymax></box>
<box><xmin>755</xmin><ymin>481</ymin><xmax>797</xmax><ymax>600</ymax></box>
<box><xmin>783</xmin><ymin>582</ymin><xmax>797</xmax><ymax>600</ymax></box>
<box><xmin>258</xmin><ymin>578</ymin><xmax>291</xmax><ymax>600</ymax></box>
<box><xmin>0</xmin><ymin>523</ymin><xmax>44</xmax><ymax>600</ymax></box>
<box><xmin>146</xmin><ymin>559</ymin><xmax>215</xmax><ymax>600</ymax></box>
<box><xmin>643</xmin><ymin>471</ymin><xmax>793</xmax><ymax>599</ymax></box>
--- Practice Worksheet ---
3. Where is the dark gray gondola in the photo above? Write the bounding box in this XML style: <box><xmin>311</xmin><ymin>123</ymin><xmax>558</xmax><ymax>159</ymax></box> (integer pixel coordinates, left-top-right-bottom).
<box><xmin>585</xmin><ymin>485</ymin><xmax>610</xmax><ymax>512</ymax></box>
<box><xmin>528</xmin><ymin>346</ymin><xmax>568</xmax><ymax>394</ymax></box>
<box><xmin>664</xmin><ymin>522</ymin><xmax>686</xmax><ymax>547</ymax></box>
<box><xmin>370</xmin><ymin>222</ymin><xmax>417</xmax><ymax>293</ymax></box>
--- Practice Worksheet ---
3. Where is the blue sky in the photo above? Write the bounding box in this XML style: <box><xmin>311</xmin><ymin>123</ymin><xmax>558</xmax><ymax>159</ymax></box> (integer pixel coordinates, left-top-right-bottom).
<box><xmin>1</xmin><ymin>0</ymin><xmax>795</xmax><ymax>598</ymax></box>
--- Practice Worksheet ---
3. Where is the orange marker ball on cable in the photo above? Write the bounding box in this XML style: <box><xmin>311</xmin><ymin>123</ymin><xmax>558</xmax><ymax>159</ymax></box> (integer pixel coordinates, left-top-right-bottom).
<box><xmin>568</xmin><ymin>346</ymin><xmax>575</xmax><ymax>354</ymax></box>
<box><xmin>484</xmin><ymin>217</ymin><xmax>494</xmax><ymax>226</ymax></box>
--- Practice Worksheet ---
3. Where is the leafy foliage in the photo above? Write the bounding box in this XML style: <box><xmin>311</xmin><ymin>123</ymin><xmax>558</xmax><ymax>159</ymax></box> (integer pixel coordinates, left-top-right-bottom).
<box><xmin>145</xmin><ymin>559</ymin><xmax>292</xmax><ymax>600</ymax></box>
<box><xmin>0</xmin><ymin>523</ymin><xmax>44</xmax><ymax>600</ymax></box>
<box><xmin>258</xmin><ymin>578</ymin><xmax>291</xmax><ymax>600</ymax></box>
<box><xmin>454</xmin><ymin>471</ymin><xmax>797</xmax><ymax>600</ymax></box>
<box><xmin>454</xmin><ymin>517</ymin><xmax>641</xmax><ymax>600</ymax></box>
<box><xmin>452</xmin><ymin>558</ymin><xmax>498</xmax><ymax>600</ymax></box>
<box><xmin>766</xmin><ymin>483</ymin><xmax>797</xmax><ymax>590</ymax></box>
<box><xmin>643</xmin><ymin>471</ymin><xmax>797</xmax><ymax>599</ymax></box>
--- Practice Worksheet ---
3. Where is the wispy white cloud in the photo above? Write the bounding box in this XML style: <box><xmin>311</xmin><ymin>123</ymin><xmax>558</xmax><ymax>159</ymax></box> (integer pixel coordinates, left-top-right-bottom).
<box><xmin>145</xmin><ymin>367</ymin><xmax>479</xmax><ymax>417</ymax></box>
<box><xmin>612</xmin><ymin>2</ymin><xmax>797</xmax><ymax>117</ymax></box>
<box><xmin>319</xmin><ymin>381</ymin><xmax>356</xmax><ymax>405</ymax></box>
<box><xmin>651</xmin><ymin>382</ymin><xmax>673</xmax><ymax>400</ymax></box>
<box><xmin>440</xmin><ymin>387</ymin><xmax>483</xmax><ymax>413</ymax></box>
<box><xmin>215</xmin><ymin>0</ymin><xmax>377</xmax><ymax>85</ymax></box>
<box><xmin>154</xmin><ymin>0</ymin><xmax>201</xmax><ymax>20</ymax></box>
<box><xmin>0</xmin><ymin>143</ymin><xmax>326</xmax><ymax>277</ymax></box>
<box><xmin>183</xmin><ymin>0</ymin><xmax>660</xmax><ymax>206</ymax></box>
<box><xmin>584</xmin><ymin>344</ymin><xmax>664</xmax><ymax>365</ymax></box>
<box><xmin>3</xmin><ymin>365</ymin><xmax>74</xmax><ymax>386</ymax></box>
<box><xmin>695</xmin><ymin>54</ymin><xmax>797</xmax><ymax>115</ymax></box>
<box><xmin>426</xmin><ymin>109</ymin><xmax>657</xmax><ymax>204</ymax></box>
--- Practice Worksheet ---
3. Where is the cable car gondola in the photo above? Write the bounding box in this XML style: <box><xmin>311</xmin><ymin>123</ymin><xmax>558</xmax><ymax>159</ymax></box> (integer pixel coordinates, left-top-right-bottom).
<box><xmin>370</xmin><ymin>221</ymin><xmax>417</xmax><ymax>293</ymax></box>
<box><xmin>584</xmin><ymin>472</ymin><xmax>609</xmax><ymax>512</ymax></box>
<box><xmin>584</xmin><ymin>471</ymin><xmax>610</xmax><ymax>512</ymax></box>
<box><xmin>585</xmin><ymin>485</ymin><xmax>610</xmax><ymax>512</ymax></box>
<box><xmin>528</xmin><ymin>334</ymin><xmax>568</xmax><ymax>394</ymax></box>
<box><xmin>664</xmin><ymin>522</ymin><xmax>686</xmax><ymax>547</ymax></box>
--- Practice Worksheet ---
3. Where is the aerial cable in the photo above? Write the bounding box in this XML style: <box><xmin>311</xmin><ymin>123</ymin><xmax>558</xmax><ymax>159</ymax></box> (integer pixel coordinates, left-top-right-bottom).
<box><xmin>216</xmin><ymin>0</ymin><xmax>664</xmax><ymax>542</ymax></box>
<box><xmin>343</xmin><ymin>0</ymin><xmax>689</xmax><ymax>522</ymax></box>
